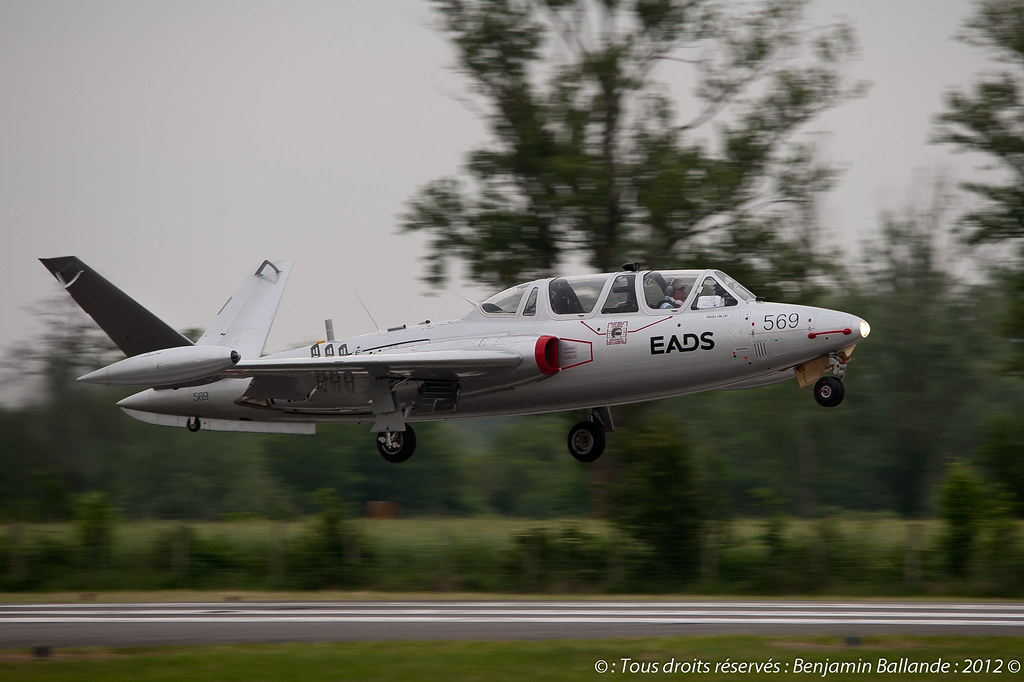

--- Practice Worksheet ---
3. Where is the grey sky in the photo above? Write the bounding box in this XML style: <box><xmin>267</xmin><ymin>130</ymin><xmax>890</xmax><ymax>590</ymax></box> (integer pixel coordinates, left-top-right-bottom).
<box><xmin>0</xmin><ymin>0</ymin><xmax>990</xmax><ymax>367</ymax></box>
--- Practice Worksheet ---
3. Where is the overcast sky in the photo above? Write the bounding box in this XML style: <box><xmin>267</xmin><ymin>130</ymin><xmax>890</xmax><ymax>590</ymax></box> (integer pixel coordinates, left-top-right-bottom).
<box><xmin>0</xmin><ymin>0</ymin><xmax>991</xmax><ymax>367</ymax></box>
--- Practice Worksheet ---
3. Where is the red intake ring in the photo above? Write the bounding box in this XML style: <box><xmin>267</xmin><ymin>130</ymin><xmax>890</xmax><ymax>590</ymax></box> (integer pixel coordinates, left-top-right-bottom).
<box><xmin>535</xmin><ymin>335</ymin><xmax>559</xmax><ymax>375</ymax></box>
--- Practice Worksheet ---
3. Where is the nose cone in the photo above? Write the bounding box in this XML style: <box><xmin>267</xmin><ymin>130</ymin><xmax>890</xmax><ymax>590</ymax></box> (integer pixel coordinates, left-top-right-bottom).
<box><xmin>807</xmin><ymin>310</ymin><xmax>870</xmax><ymax>350</ymax></box>
<box><xmin>116</xmin><ymin>389</ymin><xmax>153</xmax><ymax>411</ymax></box>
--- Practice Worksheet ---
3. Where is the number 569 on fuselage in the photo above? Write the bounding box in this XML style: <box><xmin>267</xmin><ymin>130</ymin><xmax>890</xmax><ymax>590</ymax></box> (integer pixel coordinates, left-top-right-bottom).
<box><xmin>40</xmin><ymin>257</ymin><xmax>869</xmax><ymax>463</ymax></box>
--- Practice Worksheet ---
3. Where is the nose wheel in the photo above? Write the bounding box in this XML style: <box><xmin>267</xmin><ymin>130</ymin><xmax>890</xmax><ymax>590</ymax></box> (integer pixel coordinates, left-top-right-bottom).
<box><xmin>814</xmin><ymin>376</ymin><xmax>845</xmax><ymax>408</ymax></box>
<box><xmin>377</xmin><ymin>426</ymin><xmax>416</xmax><ymax>463</ymax></box>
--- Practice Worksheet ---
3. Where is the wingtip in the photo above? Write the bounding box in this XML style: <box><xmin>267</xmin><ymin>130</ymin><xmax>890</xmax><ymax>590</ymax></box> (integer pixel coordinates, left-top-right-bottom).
<box><xmin>40</xmin><ymin>256</ymin><xmax>90</xmax><ymax>289</ymax></box>
<box><xmin>39</xmin><ymin>256</ymin><xmax>80</xmax><ymax>277</ymax></box>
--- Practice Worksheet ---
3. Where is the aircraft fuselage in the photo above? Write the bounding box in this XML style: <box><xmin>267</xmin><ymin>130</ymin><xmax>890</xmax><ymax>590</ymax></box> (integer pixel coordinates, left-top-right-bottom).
<box><xmin>44</xmin><ymin>258</ymin><xmax>868</xmax><ymax>462</ymax></box>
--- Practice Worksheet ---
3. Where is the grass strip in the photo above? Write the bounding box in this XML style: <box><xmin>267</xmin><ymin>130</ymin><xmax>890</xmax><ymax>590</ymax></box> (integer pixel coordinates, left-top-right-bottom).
<box><xmin>1</xmin><ymin>635</ymin><xmax>1021</xmax><ymax>681</ymax></box>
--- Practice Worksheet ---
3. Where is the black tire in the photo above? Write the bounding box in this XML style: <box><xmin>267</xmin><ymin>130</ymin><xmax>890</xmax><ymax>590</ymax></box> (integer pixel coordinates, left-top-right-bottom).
<box><xmin>186</xmin><ymin>416</ymin><xmax>202</xmax><ymax>432</ymax></box>
<box><xmin>567</xmin><ymin>421</ymin><xmax>606</xmax><ymax>463</ymax></box>
<box><xmin>377</xmin><ymin>426</ymin><xmax>416</xmax><ymax>463</ymax></box>
<box><xmin>814</xmin><ymin>376</ymin><xmax>845</xmax><ymax>408</ymax></box>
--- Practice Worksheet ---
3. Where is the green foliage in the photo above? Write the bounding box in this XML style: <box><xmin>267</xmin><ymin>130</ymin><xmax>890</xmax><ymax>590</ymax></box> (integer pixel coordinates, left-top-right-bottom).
<box><xmin>264</xmin><ymin>423</ymin><xmax>472</xmax><ymax>517</ymax></box>
<box><xmin>841</xmin><ymin>206</ymin><xmax>991</xmax><ymax>517</ymax></box>
<box><xmin>289</xmin><ymin>489</ymin><xmax>367</xmax><ymax>589</ymax></box>
<box><xmin>469</xmin><ymin>417</ymin><xmax>592</xmax><ymax>517</ymax></box>
<box><xmin>607</xmin><ymin>410</ymin><xmax>704</xmax><ymax>583</ymax></box>
<box><xmin>3</xmin><ymin>516</ymin><xmax>1023</xmax><ymax>596</ymax></box>
<box><xmin>939</xmin><ymin>460</ymin><xmax>987</xmax><ymax>578</ymax></box>
<box><xmin>510</xmin><ymin>524</ymin><xmax>608</xmax><ymax>591</ymax></box>
<box><xmin>978</xmin><ymin>417</ymin><xmax>1024</xmax><ymax>514</ymax></box>
<box><xmin>404</xmin><ymin>0</ymin><xmax>864</xmax><ymax>288</ymax></box>
<box><xmin>74</xmin><ymin>491</ymin><xmax>115</xmax><ymax>573</ymax></box>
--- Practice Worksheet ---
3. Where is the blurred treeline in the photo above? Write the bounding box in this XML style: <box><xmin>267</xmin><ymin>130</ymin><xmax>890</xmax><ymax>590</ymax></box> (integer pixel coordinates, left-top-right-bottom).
<box><xmin>2</xmin><ymin>513</ymin><xmax>1020</xmax><ymax>595</ymax></box>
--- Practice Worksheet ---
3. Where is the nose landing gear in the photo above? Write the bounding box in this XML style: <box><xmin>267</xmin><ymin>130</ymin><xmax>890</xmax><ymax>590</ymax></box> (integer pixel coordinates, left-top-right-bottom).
<box><xmin>813</xmin><ymin>352</ymin><xmax>848</xmax><ymax>408</ymax></box>
<box><xmin>813</xmin><ymin>376</ymin><xmax>845</xmax><ymax>407</ymax></box>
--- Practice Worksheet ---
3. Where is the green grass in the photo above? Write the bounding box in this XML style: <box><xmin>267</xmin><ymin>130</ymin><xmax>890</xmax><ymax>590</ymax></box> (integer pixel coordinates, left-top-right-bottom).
<box><xmin>0</xmin><ymin>636</ymin><xmax>1021</xmax><ymax>681</ymax></box>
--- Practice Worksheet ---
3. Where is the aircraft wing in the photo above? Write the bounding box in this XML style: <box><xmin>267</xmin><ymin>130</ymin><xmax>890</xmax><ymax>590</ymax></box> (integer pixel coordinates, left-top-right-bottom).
<box><xmin>226</xmin><ymin>348</ymin><xmax>524</xmax><ymax>382</ymax></box>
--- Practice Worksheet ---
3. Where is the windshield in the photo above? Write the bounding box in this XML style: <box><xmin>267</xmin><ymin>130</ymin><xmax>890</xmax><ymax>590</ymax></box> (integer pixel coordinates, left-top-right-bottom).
<box><xmin>690</xmin><ymin>271</ymin><xmax>758</xmax><ymax>310</ymax></box>
<box><xmin>480</xmin><ymin>283</ymin><xmax>529</xmax><ymax>314</ymax></box>
<box><xmin>714</xmin><ymin>271</ymin><xmax>757</xmax><ymax>302</ymax></box>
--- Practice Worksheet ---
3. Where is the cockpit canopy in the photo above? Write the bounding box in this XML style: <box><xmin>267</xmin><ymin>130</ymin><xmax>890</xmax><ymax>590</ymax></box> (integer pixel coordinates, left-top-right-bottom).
<box><xmin>477</xmin><ymin>269</ymin><xmax>757</xmax><ymax>318</ymax></box>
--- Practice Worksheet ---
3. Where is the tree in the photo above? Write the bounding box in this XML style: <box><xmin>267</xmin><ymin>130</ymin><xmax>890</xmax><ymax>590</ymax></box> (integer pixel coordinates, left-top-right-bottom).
<box><xmin>933</xmin><ymin>0</ymin><xmax>1024</xmax><ymax>345</ymax></box>
<box><xmin>403</xmin><ymin>0</ymin><xmax>864</xmax><ymax>294</ymax></box>
<box><xmin>607</xmin><ymin>410</ymin><xmax>704</xmax><ymax>583</ymax></box>
<box><xmin>939</xmin><ymin>460</ymin><xmax>986</xmax><ymax>578</ymax></box>
<box><xmin>845</xmin><ymin>193</ymin><xmax>990</xmax><ymax>517</ymax></box>
<box><xmin>470</xmin><ymin>416</ymin><xmax>592</xmax><ymax>517</ymax></box>
<box><xmin>934</xmin><ymin>0</ymin><xmax>1024</xmax><ymax>248</ymax></box>
<box><xmin>977</xmin><ymin>417</ymin><xmax>1024</xmax><ymax>515</ymax></box>
<box><xmin>74</xmin><ymin>491</ymin><xmax>116</xmax><ymax>574</ymax></box>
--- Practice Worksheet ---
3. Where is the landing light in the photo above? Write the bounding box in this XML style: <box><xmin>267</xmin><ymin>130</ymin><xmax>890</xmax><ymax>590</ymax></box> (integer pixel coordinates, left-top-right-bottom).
<box><xmin>860</xmin><ymin>319</ymin><xmax>871</xmax><ymax>339</ymax></box>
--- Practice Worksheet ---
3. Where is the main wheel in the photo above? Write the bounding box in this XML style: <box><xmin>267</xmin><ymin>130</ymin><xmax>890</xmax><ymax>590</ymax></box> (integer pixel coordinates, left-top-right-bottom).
<box><xmin>186</xmin><ymin>416</ymin><xmax>202</xmax><ymax>432</ymax></box>
<box><xmin>814</xmin><ymin>376</ymin><xmax>845</xmax><ymax>408</ymax></box>
<box><xmin>377</xmin><ymin>426</ymin><xmax>416</xmax><ymax>463</ymax></box>
<box><xmin>567</xmin><ymin>421</ymin><xmax>606</xmax><ymax>463</ymax></box>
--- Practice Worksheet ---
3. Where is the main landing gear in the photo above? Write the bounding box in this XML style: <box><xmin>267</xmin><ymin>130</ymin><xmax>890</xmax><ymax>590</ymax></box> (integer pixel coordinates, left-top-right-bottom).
<box><xmin>568</xmin><ymin>421</ymin><xmax>605</xmax><ymax>463</ymax></box>
<box><xmin>377</xmin><ymin>426</ymin><xmax>416</xmax><ymax>463</ymax></box>
<box><xmin>567</xmin><ymin>407</ymin><xmax>612</xmax><ymax>463</ymax></box>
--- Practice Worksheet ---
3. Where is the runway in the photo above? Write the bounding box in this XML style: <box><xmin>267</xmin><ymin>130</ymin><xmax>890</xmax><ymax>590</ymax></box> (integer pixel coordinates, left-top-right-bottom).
<box><xmin>2</xmin><ymin>600</ymin><xmax>1023</xmax><ymax>648</ymax></box>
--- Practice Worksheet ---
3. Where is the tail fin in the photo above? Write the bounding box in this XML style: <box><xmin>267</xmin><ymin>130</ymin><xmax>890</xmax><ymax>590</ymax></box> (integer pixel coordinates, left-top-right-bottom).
<box><xmin>196</xmin><ymin>259</ymin><xmax>292</xmax><ymax>360</ymax></box>
<box><xmin>40</xmin><ymin>256</ymin><xmax>193</xmax><ymax>357</ymax></box>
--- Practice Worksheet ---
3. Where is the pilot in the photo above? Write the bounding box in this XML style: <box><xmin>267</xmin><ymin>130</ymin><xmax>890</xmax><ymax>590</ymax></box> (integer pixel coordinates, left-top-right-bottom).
<box><xmin>659</xmin><ymin>286</ymin><xmax>682</xmax><ymax>309</ymax></box>
<box><xmin>670</xmin><ymin>279</ymin><xmax>687</xmax><ymax>302</ymax></box>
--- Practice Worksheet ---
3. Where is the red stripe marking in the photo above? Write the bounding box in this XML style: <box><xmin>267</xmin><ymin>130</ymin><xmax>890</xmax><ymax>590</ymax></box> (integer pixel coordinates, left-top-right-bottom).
<box><xmin>808</xmin><ymin>329</ymin><xmax>852</xmax><ymax>339</ymax></box>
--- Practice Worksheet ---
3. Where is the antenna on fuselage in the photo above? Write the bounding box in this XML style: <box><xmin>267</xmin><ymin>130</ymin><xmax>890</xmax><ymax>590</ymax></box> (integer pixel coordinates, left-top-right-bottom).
<box><xmin>353</xmin><ymin>290</ymin><xmax>381</xmax><ymax>331</ymax></box>
<box><xmin>447</xmin><ymin>290</ymin><xmax>479</xmax><ymax>308</ymax></box>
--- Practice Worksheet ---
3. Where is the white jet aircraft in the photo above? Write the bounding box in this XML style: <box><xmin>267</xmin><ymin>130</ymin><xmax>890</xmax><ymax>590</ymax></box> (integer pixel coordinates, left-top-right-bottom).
<box><xmin>41</xmin><ymin>257</ymin><xmax>869</xmax><ymax>463</ymax></box>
